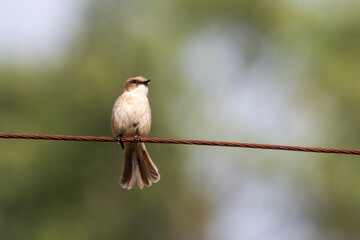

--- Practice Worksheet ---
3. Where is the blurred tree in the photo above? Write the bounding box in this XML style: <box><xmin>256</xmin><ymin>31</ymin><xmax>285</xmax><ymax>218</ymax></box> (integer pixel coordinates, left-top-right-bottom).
<box><xmin>0</xmin><ymin>1</ymin><xmax>211</xmax><ymax>239</ymax></box>
<box><xmin>1</xmin><ymin>0</ymin><xmax>360</xmax><ymax>239</ymax></box>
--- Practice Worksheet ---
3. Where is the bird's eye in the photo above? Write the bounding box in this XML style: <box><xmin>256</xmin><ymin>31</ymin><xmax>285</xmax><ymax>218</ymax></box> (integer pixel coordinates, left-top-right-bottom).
<box><xmin>133</xmin><ymin>80</ymin><xmax>138</xmax><ymax>84</ymax></box>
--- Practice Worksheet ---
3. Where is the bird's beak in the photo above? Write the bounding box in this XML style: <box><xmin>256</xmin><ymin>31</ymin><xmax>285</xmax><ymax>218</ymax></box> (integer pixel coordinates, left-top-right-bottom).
<box><xmin>145</xmin><ymin>79</ymin><xmax>151</xmax><ymax>85</ymax></box>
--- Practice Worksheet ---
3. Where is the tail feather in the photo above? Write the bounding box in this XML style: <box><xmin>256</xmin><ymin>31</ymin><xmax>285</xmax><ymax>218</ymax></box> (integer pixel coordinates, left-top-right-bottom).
<box><xmin>138</xmin><ymin>143</ymin><xmax>160</xmax><ymax>182</ymax></box>
<box><xmin>135</xmin><ymin>164</ymin><xmax>145</xmax><ymax>189</ymax></box>
<box><xmin>135</xmin><ymin>148</ymin><xmax>150</xmax><ymax>188</ymax></box>
<box><xmin>120</xmin><ymin>143</ymin><xmax>160</xmax><ymax>189</ymax></box>
<box><xmin>120</xmin><ymin>143</ymin><xmax>136</xmax><ymax>189</ymax></box>
<box><xmin>127</xmin><ymin>167</ymin><xmax>137</xmax><ymax>189</ymax></box>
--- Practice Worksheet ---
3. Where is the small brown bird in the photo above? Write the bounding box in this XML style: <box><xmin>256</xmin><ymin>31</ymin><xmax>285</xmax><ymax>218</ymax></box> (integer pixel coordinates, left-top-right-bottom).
<box><xmin>111</xmin><ymin>76</ymin><xmax>160</xmax><ymax>189</ymax></box>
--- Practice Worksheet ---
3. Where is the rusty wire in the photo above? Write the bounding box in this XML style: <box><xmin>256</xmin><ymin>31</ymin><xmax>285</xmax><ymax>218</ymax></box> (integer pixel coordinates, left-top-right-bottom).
<box><xmin>0</xmin><ymin>133</ymin><xmax>359</xmax><ymax>155</ymax></box>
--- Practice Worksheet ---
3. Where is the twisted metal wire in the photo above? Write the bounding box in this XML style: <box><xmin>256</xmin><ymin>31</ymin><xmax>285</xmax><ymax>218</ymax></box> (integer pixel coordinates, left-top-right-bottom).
<box><xmin>0</xmin><ymin>133</ymin><xmax>359</xmax><ymax>155</ymax></box>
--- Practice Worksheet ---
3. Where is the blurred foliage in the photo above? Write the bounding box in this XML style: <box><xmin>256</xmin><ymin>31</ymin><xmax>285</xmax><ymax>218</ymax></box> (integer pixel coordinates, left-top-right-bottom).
<box><xmin>0</xmin><ymin>0</ymin><xmax>360</xmax><ymax>239</ymax></box>
<box><xmin>0</xmin><ymin>1</ymin><xmax>211</xmax><ymax>239</ymax></box>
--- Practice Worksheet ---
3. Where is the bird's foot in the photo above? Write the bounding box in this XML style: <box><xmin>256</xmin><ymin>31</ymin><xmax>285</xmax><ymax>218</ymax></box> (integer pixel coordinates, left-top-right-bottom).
<box><xmin>115</xmin><ymin>135</ymin><xmax>124</xmax><ymax>150</ymax></box>
<box><xmin>134</xmin><ymin>135</ymin><xmax>142</xmax><ymax>143</ymax></box>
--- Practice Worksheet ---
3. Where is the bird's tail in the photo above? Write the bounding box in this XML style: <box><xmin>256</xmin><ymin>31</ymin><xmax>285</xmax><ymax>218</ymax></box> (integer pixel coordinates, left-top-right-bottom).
<box><xmin>120</xmin><ymin>142</ymin><xmax>160</xmax><ymax>189</ymax></box>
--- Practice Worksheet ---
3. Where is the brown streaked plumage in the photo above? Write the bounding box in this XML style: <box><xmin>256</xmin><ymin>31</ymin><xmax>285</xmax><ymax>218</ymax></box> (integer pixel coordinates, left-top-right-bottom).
<box><xmin>111</xmin><ymin>76</ymin><xmax>160</xmax><ymax>189</ymax></box>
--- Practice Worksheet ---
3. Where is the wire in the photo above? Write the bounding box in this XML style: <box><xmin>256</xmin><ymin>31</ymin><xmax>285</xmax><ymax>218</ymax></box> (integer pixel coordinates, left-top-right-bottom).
<box><xmin>0</xmin><ymin>133</ymin><xmax>359</xmax><ymax>155</ymax></box>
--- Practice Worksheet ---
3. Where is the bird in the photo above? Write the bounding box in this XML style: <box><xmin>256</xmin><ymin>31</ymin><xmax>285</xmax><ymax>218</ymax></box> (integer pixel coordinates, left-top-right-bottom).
<box><xmin>111</xmin><ymin>76</ymin><xmax>160</xmax><ymax>189</ymax></box>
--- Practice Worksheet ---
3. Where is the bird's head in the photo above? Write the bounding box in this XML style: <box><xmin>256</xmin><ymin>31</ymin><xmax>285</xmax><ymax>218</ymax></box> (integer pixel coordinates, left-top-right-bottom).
<box><xmin>124</xmin><ymin>76</ymin><xmax>151</xmax><ymax>94</ymax></box>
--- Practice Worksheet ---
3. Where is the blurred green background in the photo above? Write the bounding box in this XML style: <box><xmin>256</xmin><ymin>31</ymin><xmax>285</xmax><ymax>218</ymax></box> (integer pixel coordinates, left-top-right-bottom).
<box><xmin>0</xmin><ymin>0</ymin><xmax>359</xmax><ymax>239</ymax></box>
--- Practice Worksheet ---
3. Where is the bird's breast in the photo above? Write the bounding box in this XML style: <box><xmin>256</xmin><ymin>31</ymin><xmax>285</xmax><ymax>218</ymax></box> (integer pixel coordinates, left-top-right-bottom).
<box><xmin>111</xmin><ymin>91</ymin><xmax>151</xmax><ymax>137</ymax></box>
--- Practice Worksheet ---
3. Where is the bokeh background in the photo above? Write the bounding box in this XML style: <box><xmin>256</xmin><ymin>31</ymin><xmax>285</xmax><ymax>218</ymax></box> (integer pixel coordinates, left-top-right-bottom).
<box><xmin>1</xmin><ymin>0</ymin><xmax>359</xmax><ymax>239</ymax></box>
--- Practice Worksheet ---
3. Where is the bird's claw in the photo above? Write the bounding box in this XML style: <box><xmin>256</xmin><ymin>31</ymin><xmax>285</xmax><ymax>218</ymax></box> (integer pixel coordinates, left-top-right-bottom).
<box><xmin>115</xmin><ymin>135</ymin><xmax>124</xmax><ymax>149</ymax></box>
<box><xmin>134</xmin><ymin>135</ymin><xmax>142</xmax><ymax>143</ymax></box>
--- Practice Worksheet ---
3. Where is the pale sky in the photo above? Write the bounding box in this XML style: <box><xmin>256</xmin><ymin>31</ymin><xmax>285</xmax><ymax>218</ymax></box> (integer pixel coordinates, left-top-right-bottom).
<box><xmin>0</xmin><ymin>0</ymin><xmax>86</xmax><ymax>63</ymax></box>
